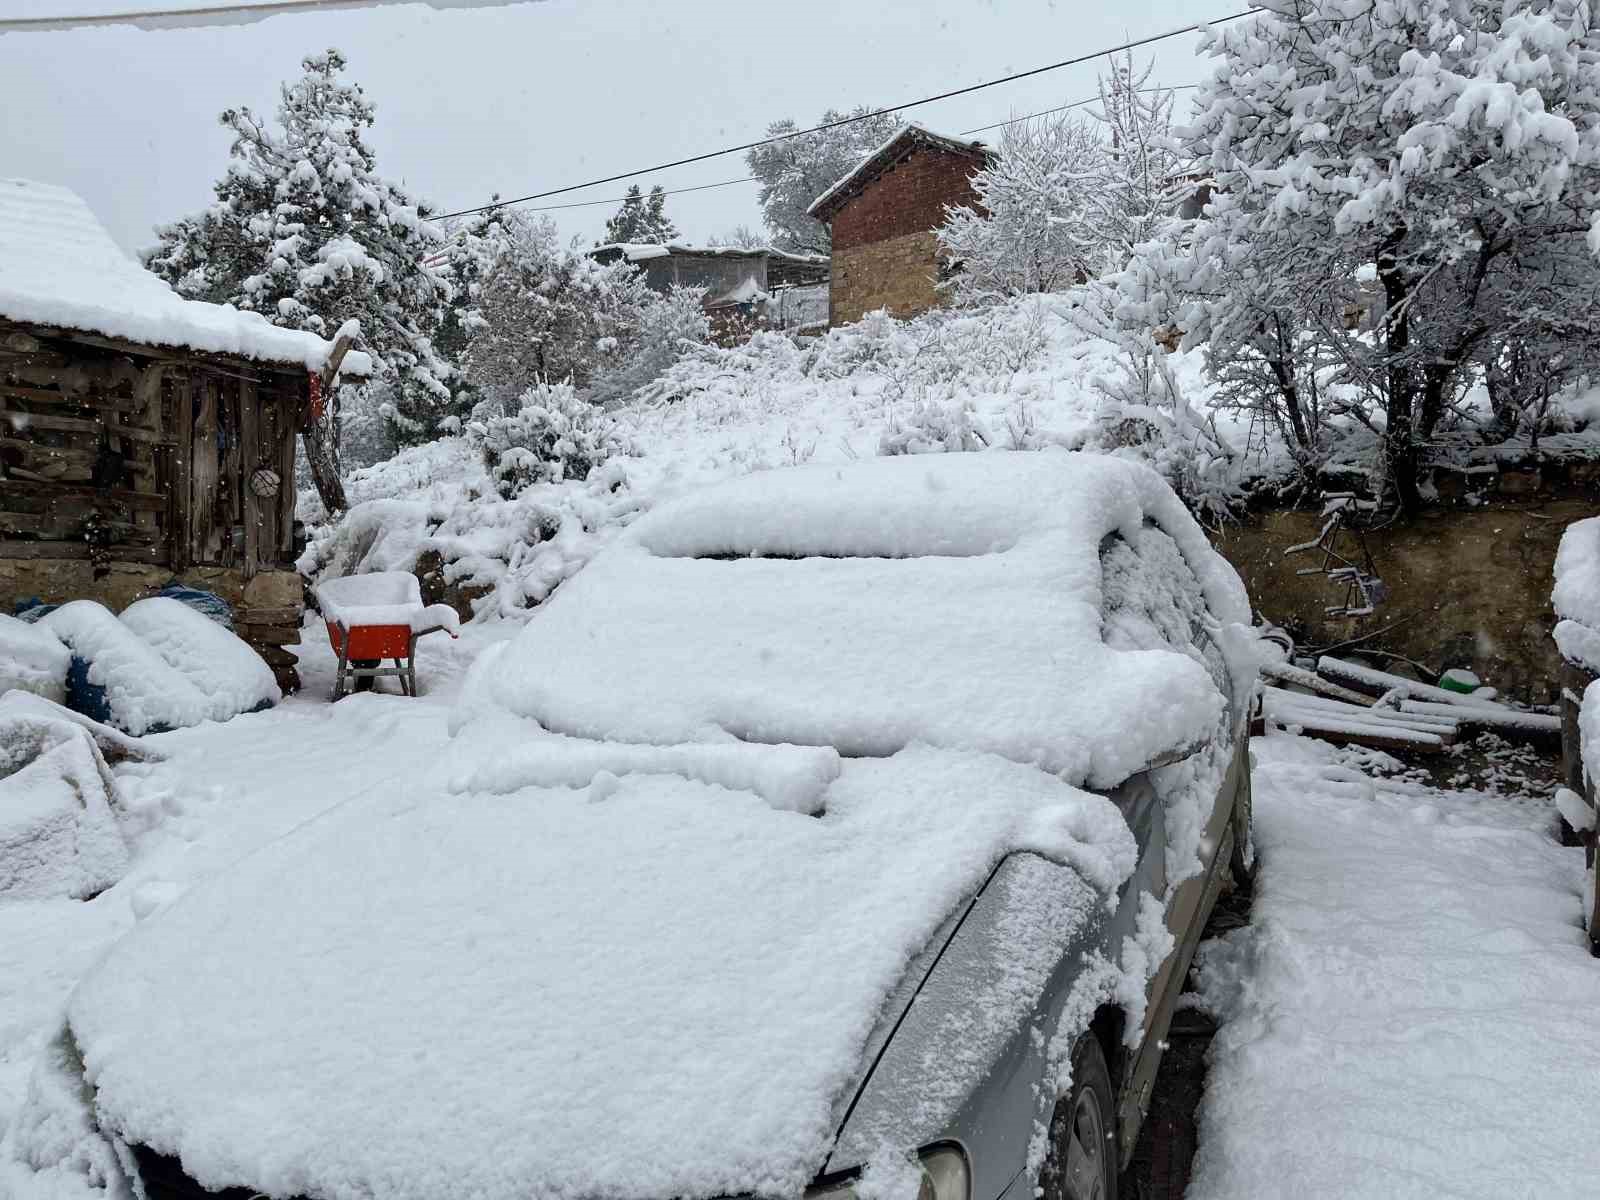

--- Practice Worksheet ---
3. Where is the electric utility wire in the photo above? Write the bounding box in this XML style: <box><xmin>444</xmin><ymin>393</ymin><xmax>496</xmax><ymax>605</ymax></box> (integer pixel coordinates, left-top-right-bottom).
<box><xmin>504</xmin><ymin>84</ymin><xmax>1204</xmax><ymax>218</ymax></box>
<box><xmin>433</xmin><ymin>9</ymin><xmax>1261</xmax><ymax>220</ymax></box>
<box><xmin>0</xmin><ymin>0</ymin><xmax>422</xmax><ymax>30</ymax></box>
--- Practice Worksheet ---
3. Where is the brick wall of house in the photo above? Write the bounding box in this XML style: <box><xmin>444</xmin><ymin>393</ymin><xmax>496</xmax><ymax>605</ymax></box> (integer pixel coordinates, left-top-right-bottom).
<box><xmin>827</xmin><ymin>145</ymin><xmax>983</xmax><ymax>326</ymax></box>
<box><xmin>831</xmin><ymin>230</ymin><xmax>944</xmax><ymax>325</ymax></box>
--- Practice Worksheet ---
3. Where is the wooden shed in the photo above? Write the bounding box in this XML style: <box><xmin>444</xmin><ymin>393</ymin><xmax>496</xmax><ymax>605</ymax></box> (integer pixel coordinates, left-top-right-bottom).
<box><xmin>0</xmin><ymin>178</ymin><xmax>366</xmax><ymax>692</ymax></box>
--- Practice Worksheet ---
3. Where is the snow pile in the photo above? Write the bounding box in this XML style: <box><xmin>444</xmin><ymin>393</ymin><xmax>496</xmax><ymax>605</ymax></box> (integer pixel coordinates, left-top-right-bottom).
<box><xmin>120</xmin><ymin>599</ymin><xmax>280</xmax><ymax>718</ymax></box>
<box><xmin>1553</xmin><ymin>516</ymin><xmax>1600</xmax><ymax>672</ymax></box>
<box><xmin>1188</xmin><ymin>733</ymin><xmax>1600</xmax><ymax>1198</ymax></box>
<box><xmin>1583</xmin><ymin>679</ymin><xmax>1600</xmax><ymax>798</ymax></box>
<box><xmin>39</xmin><ymin>601</ymin><xmax>275</xmax><ymax>735</ymax></box>
<box><xmin>69</xmin><ymin>744</ymin><xmax>1135</xmax><ymax>1200</ymax></box>
<box><xmin>0</xmin><ymin>695</ymin><xmax>149</xmax><ymax>901</ymax></box>
<box><xmin>447</xmin><ymin>717</ymin><xmax>841</xmax><ymax>814</ymax></box>
<box><xmin>0</xmin><ymin>178</ymin><xmax>365</xmax><ymax>374</ymax></box>
<box><xmin>39</xmin><ymin>603</ymin><xmax>212</xmax><ymax>736</ymax></box>
<box><xmin>464</xmin><ymin>452</ymin><xmax>1250</xmax><ymax>788</ymax></box>
<box><xmin>0</xmin><ymin>615</ymin><xmax>70</xmax><ymax>704</ymax></box>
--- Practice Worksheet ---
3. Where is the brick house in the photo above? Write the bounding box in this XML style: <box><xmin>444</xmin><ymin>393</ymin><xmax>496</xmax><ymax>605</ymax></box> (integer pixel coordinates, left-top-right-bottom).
<box><xmin>807</xmin><ymin>125</ymin><xmax>990</xmax><ymax>327</ymax></box>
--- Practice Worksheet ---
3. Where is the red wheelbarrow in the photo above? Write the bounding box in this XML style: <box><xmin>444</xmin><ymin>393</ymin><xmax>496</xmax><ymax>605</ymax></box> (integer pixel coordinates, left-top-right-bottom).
<box><xmin>315</xmin><ymin>572</ymin><xmax>460</xmax><ymax>700</ymax></box>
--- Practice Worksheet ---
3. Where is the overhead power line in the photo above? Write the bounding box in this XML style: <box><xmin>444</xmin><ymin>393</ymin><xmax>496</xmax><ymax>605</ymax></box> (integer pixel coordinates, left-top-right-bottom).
<box><xmin>433</xmin><ymin>9</ymin><xmax>1261</xmax><ymax>221</ymax></box>
<box><xmin>499</xmin><ymin>85</ymin><xmax>1205</xmax><ymax>219</ymax></box>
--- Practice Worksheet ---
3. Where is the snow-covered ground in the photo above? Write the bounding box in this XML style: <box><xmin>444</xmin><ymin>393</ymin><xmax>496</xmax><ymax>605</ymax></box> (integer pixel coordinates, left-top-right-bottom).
<box><xmin>1189</xmin><ymin>732</ymin><xmax>1600</xmax><ymax>1199</ymax></box>
<box><xmin>0</xmin><ymin>622</ymin><xmax>509</xmax><ymax>1199</ymax></box>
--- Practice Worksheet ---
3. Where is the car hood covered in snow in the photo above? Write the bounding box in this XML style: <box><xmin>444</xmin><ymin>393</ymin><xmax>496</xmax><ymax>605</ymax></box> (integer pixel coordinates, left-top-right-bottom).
<box><xmin>69</xmin><ymin>743</ymin><xmax>1135</xmax><ymax>1200</ymax></box>
<box><xmin>456</xmin><ymin>451</ymin><xmax>1253</xmax><ymax>789</ymax></box>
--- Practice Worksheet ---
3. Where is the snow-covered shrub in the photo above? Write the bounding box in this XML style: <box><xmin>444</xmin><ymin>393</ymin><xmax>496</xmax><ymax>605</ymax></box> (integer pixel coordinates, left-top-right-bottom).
<box><xmin>466</xmin><ymin>215</ymin><xmax>709</xmax><ymax>410</ymax></box>
<box><xmin>879</xmin><ymin>398</ymin><xmax>990</xmax><ymax>455</ymax></box>
<box><xmin>469</xmin><ymin>382</ymin><xmax>628</xmax><ymax>499</ymax></box>
<box><xmin>938</xmin><ymin>111</ymin><xmax>1104</xmax><ymax>303</ymax></box>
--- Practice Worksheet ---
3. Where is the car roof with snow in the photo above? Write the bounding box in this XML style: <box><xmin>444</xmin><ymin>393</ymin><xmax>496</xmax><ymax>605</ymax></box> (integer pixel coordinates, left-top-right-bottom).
<box><xmin>461</xmin><ymin>451</ymin><xmax>1251</xmax><ymax>789</ymax></box>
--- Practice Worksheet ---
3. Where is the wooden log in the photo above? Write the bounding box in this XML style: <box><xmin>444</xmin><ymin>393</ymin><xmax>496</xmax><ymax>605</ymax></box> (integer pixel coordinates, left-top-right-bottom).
<box><xmin>1254</xmin><ymin>711</ymin><xmax>1451</xmax><ymax>754</ymax></box>
<box><xmin>237</xmin><ymin>623</ymin><xmax>301</xmax><ymax>645</ymax></box>
<box><xmin>238</xmin><ymin>604</ymin><xmax>301</xmax><ymax>625</ymax></box>
<box><xmin>1397</xmin><ymin>699</ymin><xmax>1563</xmax><ymax>742</ymax></box>
<box><xmin>1316</xmin><ymin>656</ymin><xmax>1509</xmax><ymax>710</ymax></box>
<box><xmin>1262</xmin><ymin>658</ymin><xmax>1385</xmax><ymax>706</ymax></box>
<box><xmin>0</xmin><ymin>539</ymin><xmax>167</xmax><ymax>562</ymax></box>
<box><xmin>1263</xmin><ymin>691</ymin><xmax>1460</xmax><ymax>741</ymax></box>
<box><xmin>255</xmin><ymin>644</ymin><xmax>301</xmax><ymax>667</ymax></box>
<box><xmin>0</xmin><ymin>479</ymin><xmax>168</xmax><ymax>511</ymax></box>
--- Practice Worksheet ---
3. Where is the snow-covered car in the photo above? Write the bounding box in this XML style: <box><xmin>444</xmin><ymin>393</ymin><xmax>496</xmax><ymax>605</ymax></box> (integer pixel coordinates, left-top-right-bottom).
<box><xmin>49</xmin><ymin>452</ymin><xmax>1256</xmax><ymax>1200</ymax></box>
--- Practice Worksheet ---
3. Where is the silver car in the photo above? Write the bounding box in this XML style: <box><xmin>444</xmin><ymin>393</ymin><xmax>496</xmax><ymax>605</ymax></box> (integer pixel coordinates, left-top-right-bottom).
<box><xmin>61</xmin><ymin>455</ymin><xmax>1254</xmax><ymax>1200</ymax></box>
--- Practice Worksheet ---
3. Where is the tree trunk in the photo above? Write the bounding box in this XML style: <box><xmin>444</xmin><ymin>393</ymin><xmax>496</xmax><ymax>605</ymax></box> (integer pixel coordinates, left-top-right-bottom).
<box><xmin>1377</xmin><ymin>225</ymin><xmax>1421</xmax><ymax>511</ymax></box>
<box><xmin>301</xmin><ymin>411</ymin><xmax>347</xmax><ymax>518</ymax></box>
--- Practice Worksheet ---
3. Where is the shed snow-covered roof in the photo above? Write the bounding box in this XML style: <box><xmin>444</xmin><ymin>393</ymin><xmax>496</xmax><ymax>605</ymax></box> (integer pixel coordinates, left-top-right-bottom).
<box><xmin>0</xmin><ymin>178</ymin><xmax>366</xmax><ymax>375</ymax></box>
<box><xmin>807</xmin><ymin>123</ymin><xmax>988</xmax><ymax>221</ymax></box>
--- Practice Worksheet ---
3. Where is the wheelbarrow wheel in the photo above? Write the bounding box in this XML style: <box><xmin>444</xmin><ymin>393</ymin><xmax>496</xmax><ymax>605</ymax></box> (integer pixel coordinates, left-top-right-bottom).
<box><xmin>352</xmin><ymin>659</ymin><xmax>379</xmax><ymax>693</ymax></box>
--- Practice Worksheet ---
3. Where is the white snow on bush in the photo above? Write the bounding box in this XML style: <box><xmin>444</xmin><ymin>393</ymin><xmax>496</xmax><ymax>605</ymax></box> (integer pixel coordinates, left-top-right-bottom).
<box><xmin>70</xmin><ymin>744</ymin><xmax>1135</xmax><ymax>1200</ymax></box>
<box><xmin>315</xmin><ymin>571</ymin><xmax>459</xmax><ymax>635</ymax></box>
<box><xmin>1553</xmin><ymin>515</ymin><xmax>1600</xmax><ymax>672</ymax></box>
<box><xmin>466</xmin><ymin>453</ymin><xmax>1250</xmax><ymax>788</ymax></box>
<box><xmin>119</xmin><ymin>599</ymin><xmax>280</xmax><ymax>719</ymax></box>
<box><xmin>39</xmin><ymin>603</ymin><xmax>212</xmax><ymax>736</ymax></box>
<box><xmin>0</xmin><ymin>178</ymin><xmax>365</xmax><ymax>374</ymax></box>
<box><xmin>0</xmin><ymin>615</ymin><xmax>70</xmax><ymax>705</ymax></box>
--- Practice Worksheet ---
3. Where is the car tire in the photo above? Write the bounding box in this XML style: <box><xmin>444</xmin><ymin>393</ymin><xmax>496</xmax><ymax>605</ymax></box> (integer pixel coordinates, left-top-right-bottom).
<box><xmin>1228</xmin><ymin>764</ymin><xmax>1255</xmax><ymax>895</ymax></box>
<box><xmin>1040</xmin><ymin>1036</ymin><xmax>1118</xmax><ymax>1200</ymax></box>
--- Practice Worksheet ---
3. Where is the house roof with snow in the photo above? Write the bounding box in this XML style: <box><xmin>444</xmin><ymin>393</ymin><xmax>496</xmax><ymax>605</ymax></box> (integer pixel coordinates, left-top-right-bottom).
<box><xmin>806</xmin><ymin>124</ymin><xmax>990</xmax><ymax>222</ymax></box>
<box><xmin>0</xmin><ymin>178</ymin><xmax>366</xmax><ymax>375</ymax></box>
<box><xmin>590</xmin><ymin>242</ymin><xmax>829</xmax><ymax>266</ymax></box>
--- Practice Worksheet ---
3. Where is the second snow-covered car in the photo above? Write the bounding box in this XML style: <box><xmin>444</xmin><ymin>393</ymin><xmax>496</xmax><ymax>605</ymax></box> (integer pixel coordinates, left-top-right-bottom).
<box><xmin>56</xmin><ymin>451</ymin><xmax>1255</xmax><ymax>1200</ymax></box>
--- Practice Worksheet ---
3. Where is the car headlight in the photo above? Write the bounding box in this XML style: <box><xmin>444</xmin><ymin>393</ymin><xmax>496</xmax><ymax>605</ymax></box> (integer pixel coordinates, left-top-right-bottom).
<box><xmin>807</xmin><ymin>1145</ymin><xmax>971</xmax><ymax>1200</ymax></box>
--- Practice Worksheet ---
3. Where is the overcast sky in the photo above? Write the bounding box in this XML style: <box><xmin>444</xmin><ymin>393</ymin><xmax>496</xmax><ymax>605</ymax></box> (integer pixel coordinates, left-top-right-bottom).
<box><xmin>0</xmin><ymin>0</ymin><xmax>1236</xmax><ymax>255</ymax></box>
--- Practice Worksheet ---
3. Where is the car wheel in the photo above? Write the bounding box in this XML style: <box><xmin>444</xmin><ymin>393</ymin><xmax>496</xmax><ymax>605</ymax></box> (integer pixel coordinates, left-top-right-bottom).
<box><xmin>1040</xmin><ymin>1036</ymin><xmax>1118</xmax><ymax>1200</ymax></box>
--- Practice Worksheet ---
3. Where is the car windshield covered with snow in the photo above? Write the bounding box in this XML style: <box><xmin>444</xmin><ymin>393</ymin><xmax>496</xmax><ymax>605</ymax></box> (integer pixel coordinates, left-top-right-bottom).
<box><xmin>62</xmin><ymin>452</ymin><xmax>1255</xmax><ymax>1200</ymax></box>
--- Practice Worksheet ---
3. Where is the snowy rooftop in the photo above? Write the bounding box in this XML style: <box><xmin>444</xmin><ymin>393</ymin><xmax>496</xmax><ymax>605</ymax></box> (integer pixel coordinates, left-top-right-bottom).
<box><xmin>0</xmin><ymin>178</ymin><xmax>367</xmax><ymax>374</ymax></box>
<box><xmin>807</xmin><ymin>123</ymin><xmax>988</xmax><ymax>221</ymax></box>
<box><xmin>463</xmin><ymin>452</ymin><xmax>1251</xmax><ymax>788</ymax></box>
<box><xmin>592</xmin><ymin>241</ymin><xmax>829</xmax><ymax>264</ymax></box>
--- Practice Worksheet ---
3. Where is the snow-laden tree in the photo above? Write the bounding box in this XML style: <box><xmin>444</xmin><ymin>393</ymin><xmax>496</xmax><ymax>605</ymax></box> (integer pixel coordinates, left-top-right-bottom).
<box><xmin>746</xmin><ymin>106</ymin><xmax>902</xmax><ymax>255</ymax></box>
<box><xmin>467</xmin><ymin>213</ymin><xmax>708</xmax><ymax>407</ymax></box>
<box><xmin>1132</xmin><ymin>0</ymin><xmax>1600</xmax><ymax>507</ymax></box>
<box><xmin>708</xmin><ymin>224</ymin><xmax>769</xmax><ymax>249</ymax></box>
<box><xmin>1085</xmin><ymin>52</ymin><xmax>1183</xmax><ymax>272</ymax></box>
<box><xmin>602</xmin><ymin>184</ymin><xmax>678</xmax><ymax>245</ymax></box>
<box><xmin>468</xmin><ymin>380</ymin><xmax>629</xmax><ymax>499</ymax></box>
<box><xmin>937</xmin><ymin>111</ymin><xmax>1105</xmax><ymax>303</ymax></box>
<box><xmin>144</xmin><ymin>49</ymin><xmax>454</xmax><ymax>501</ymax></box>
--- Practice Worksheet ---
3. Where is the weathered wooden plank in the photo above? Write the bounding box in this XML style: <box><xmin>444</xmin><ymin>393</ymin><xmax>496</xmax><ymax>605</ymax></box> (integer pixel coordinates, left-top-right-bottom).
<box><xmin>0</xmin><ymin>384</ymin><xmax>143</xmax><ymax>413</ymax></box>
<box><xmin>169</xmin><ymin>371</ymin><xmax>193</xmax><ymax>572</ymax></box>
<box><xmin>0</xmin><ymin>539</ymin><xmax>168</xmax><ymax>562</ymax></box>
<box><xmin>191</xmin><ymin>375</ymin><xmax>220</xmax><ymax>564</ymax></box>
<box><xmin>1260</xmin><ymin>659</ymin><xmax>1379</xmax><ymax>706</ymax></box>
<box><xmin>0</xmin><ymin>479</ymin><xmax>168</xmax><ymax>510</ymax></box>
<box><xmin>239</xmin><ymin>605</ymin><xmax>301</xmax><ymax>625</ymax></box>
<box><xmin>1317</xmin><ymin>656</ymin><xmax>1508</xmax><ymax>710</ymax></box>
<box><xmin>240</xmin><ymin>378</ymin><xmax>261</xmax><ymax>579</ymax></box>
<box><xmin>0</xmin><ymin>402</ymin><xmax>174</xmax><ymax>445</ymax></box>
<box><xmin>276</xmin><ymin>392</ymin><xmax>297</xmax><ymax>559</ymax></box>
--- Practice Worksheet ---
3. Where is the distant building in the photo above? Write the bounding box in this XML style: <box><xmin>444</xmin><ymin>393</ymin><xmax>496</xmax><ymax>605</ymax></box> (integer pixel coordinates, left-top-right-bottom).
<box><xmin>589</xmin><ymin>243</ymin><xmax>830</xmax><ymax>335</ymax></box>
<box><xmin>806</xmin><ymin>125</ymin><xmax>990</xmax><ymax>327</ymax></box>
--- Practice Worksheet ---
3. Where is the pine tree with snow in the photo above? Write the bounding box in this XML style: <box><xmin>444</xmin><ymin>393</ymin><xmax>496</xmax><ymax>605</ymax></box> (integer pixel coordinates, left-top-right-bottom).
<box><xmin>144</xmin><ymin>49</ymin><xmax>455</xmax><ymax>482</ymax></box>
<box><xmin>747</xmin><ymin>106</ymin><xmax>902</xmax><ymax>255</ymax></box>
<box><xmin>1120</xmin><ymin>0</ymin><xmax>1600</xmax><ymax>508</ymax></box>
<box><xmin>937</xmin><ymin>111</ymin><xmax>1106</xmax><ymax>303</ymax></box>
<box><xmin>602</xmin><ymin>184</ymin><xmax>678</xmax><ymax>245</ymax></box>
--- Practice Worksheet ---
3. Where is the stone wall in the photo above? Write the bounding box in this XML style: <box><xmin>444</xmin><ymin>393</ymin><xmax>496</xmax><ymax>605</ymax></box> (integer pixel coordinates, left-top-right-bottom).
<box><xmin>1</xmin><ymin>558</ymin><xmax>305</xmax><ymax>692</ymax></box>
<box><xmin>1214</xmin><ymin>490</ymin><xmax>1595</xmax><ymax>704</ymax></box>
<box><xmin>830</xmin><ymin>231</ymin><xmax>945</xmax><ymax>326</ymax></box>
<box><xmin>828</xmin><ymin>145</ymin><xmax>982</xmax><ymax>327</ymax></box>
